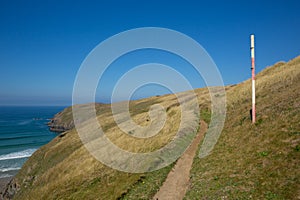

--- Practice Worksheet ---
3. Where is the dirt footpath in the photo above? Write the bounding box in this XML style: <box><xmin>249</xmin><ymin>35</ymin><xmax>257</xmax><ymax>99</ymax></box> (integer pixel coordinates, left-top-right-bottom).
<box><xmin>153</xmin><ymin>120</ymin><xmax>207</xmax><ymax>200</ymax></box>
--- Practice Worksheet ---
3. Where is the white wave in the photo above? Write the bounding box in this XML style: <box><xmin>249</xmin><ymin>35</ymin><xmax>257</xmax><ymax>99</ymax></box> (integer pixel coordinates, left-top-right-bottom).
<box><xmin>0</xmin><ymin>174</ymin><xmax>13</xmax><ymax>178</ymax></box>
<box><xmin>18</xmin><ymin>119</ymin><xmax>32</xmax><ymax>125</ymax></box>
<box><xmin>0</xmin><ymin>167</ymin><xmax>21</xmax><ymax>172</ymax></box>
<box><xmin>0</xmin><ymin>149</ymin><xmax>37</xmax><ymax>161</ymax></box>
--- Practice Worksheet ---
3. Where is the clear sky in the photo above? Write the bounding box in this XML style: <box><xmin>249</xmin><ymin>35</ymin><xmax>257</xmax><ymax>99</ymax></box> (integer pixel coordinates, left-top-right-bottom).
<box><xmin>0</xmin><ymin>0</ymin><xmax>299</xmax><ymax>106</ymax></box>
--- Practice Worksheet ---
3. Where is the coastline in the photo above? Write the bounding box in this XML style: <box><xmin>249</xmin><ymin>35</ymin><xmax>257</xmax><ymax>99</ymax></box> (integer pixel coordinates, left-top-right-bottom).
<box><xmin>0</xmin><ymin>106</ymin><xmax>66</xmax><ymax>199</ymax></box>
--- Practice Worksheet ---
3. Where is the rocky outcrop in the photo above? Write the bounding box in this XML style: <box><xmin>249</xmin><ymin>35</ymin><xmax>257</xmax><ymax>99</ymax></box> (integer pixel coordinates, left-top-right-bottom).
<box><xmin>0</xmin><ymin>179</ymin><xmax>19</xmax><ymax>200</ymax></box>
<box><xmin>47</xmin><ymin>118</ymin><xmax>74</xmax><ymax>133</ymax></box>
<box><xmin>47</xmin><ymin>107</ymin><xmax>74</xmax><ymax>133</ymax></box>
<box><xmin>47</xmin><ymin>103</ymin><xmax>108</xmax><ymax>133</ymax></box>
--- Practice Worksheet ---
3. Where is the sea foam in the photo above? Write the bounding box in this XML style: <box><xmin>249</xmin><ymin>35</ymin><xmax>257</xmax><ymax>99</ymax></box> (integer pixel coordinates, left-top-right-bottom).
<box><xmin>0</xmin><ymin>149</ymin><xmax>37</xmax><ymax>161</ymax></box>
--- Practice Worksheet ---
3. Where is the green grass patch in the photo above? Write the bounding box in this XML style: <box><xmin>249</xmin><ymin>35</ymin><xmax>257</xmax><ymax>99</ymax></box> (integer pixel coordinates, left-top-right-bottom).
<box><xmin>200</xmin><ymin>108</ymin><xmax>211</xmax><ymax>124</ymax></box>
<box><xmin>185</xmin><ymin>56</ymin><xmax>300</xmax><ymax>199</ymax></box>
<box><xmin>118</xmin><ymin>163</ymin><xmax>174</xmax><ymax>200</ymax></box>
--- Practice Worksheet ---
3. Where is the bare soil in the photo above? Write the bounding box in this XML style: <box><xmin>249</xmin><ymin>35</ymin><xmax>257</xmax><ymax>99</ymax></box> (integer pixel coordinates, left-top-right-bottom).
<box><xmin>153</xmin><ymin>120</ymin><xmax>207</xmax><ymax>200</ymax></box>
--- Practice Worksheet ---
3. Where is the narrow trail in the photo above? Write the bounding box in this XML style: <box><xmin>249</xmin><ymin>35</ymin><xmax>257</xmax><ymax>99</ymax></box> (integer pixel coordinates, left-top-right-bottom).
<box><xmin>153</xmin><ymin>120</ymin><xmax>207</xmax><ymax>200</ymax></box>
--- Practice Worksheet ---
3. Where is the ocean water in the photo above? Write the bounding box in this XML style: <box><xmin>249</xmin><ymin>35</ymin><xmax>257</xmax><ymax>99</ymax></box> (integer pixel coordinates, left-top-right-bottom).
<box><xmin>0</xmin><ymin>106</ymin><xmax>65</xmax><ymax>178</ymax></box>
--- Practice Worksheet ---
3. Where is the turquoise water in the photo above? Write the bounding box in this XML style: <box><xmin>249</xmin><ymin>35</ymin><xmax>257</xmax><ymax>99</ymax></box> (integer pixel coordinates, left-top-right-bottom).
<box><xmin>0</xmin><ymin>106</ymin><xmax>65</xmax><ymax>178</ymax></box>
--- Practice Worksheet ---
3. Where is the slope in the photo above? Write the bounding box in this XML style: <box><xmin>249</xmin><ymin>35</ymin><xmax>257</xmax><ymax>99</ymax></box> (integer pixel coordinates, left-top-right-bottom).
<box><xmin>2</xmin><ymin>55</ymin><xmax>299</xmax><ymax>200</ymax></box>
<box><xmin>2</xmin><ymin>89</ymin><xmax>210</xmax><ymax>200</ymax></box>
<box><xmin>186</xmin><ymin>56</ymin><xmax>300</xmax><ymax>199</ymax></box>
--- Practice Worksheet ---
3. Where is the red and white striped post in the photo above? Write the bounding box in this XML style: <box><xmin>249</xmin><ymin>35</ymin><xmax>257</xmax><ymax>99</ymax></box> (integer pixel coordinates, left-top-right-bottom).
<box><xmin>250</xmin><ymin>34</ymin><xmax>256</xmax><ymax>123</ymax></box>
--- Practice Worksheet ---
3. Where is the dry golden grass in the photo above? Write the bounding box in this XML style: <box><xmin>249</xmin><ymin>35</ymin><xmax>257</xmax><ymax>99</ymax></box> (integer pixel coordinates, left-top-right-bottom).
<box><xmin>11</xmin><ymin>87</ymin><xmax>207</xmax><ymax>199</ymax></box>
<box><xmin>186</xmin><ymin>56</ymin><xmax>300</xmax><ymax>199</ymax></box>
<box><xmin>10</xmin><ymin>56</ymin><xmax>300</xmax><ymax>199</ymax></box>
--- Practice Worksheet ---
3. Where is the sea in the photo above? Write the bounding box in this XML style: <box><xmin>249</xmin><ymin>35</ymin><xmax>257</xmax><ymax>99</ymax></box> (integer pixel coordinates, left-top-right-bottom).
<box><xmin>0</xmin><ymin>106</ymin><xmax>65</xmax><ymax>178</ymax></box>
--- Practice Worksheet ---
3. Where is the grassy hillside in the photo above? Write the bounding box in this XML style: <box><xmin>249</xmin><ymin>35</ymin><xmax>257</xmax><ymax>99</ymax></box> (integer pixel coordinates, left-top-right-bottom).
<box><xmin>5</xmin><ymin>89</ymin><xmax>209</xmax><ymax>199</ymax></box>
<box><xmin>3</xmin><ymin>56</ymin><xmax>299</xmax><ymax>199</ymax></box>
<box><xmin>186</xmin><ymin>56</ymin><xmax>300</xmax><ymax>199</ymax></box>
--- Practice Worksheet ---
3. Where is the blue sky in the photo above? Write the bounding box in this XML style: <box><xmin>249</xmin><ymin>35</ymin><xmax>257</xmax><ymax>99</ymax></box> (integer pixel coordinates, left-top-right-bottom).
<box><xmin>0</xmin><ymin>0</ymin><xmax>299</xmax><ymax>105</ymax></box>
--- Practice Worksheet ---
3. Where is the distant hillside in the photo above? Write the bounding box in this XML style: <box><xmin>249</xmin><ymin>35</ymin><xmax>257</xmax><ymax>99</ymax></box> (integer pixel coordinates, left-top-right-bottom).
<box><xmin>47</xmin><ymin>103</ymin><xmax>108</xmax><ymax>132</ymax></box>
<box><xmin>2</xmin><ymin>56</ymin><xmax>299</xmax><ymax>199</ymax></box>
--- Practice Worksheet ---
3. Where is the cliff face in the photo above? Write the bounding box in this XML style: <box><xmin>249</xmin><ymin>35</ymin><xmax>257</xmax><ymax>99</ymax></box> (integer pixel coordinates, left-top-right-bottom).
<box><xmin>47</xmin><ymin>103</ymin><xmax>112</xmax><ymax>133</ymax></box>
<box><xmin>47</xmin><ymin>116</ymin><xmax>74</xmax><ymax>133</ymax></box>
<box><xmin>0</xmin><ymin>179</ymin><xmax>18</xmax><ymax>200</ymax></box>
<box><xmin>47</xmin><ymin>107</ymin><xmax>74</xmax><ymax>133</ymax></box>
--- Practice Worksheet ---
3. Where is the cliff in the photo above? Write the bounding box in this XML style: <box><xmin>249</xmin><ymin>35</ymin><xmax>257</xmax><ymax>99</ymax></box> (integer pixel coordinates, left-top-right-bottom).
<box><xmin>47</xmin><ymin>103</ymin><xmax>109</xmax><ymax>133</ymax></box>
<box><xmin>2</xmin><ymin>56</ymin><xmax>300</xmax><ymax>199</ymax></box>
<box><xmin>47</xmin><ymin>106</ymin><xmax>74</xmax><ymax>133</ymax></box>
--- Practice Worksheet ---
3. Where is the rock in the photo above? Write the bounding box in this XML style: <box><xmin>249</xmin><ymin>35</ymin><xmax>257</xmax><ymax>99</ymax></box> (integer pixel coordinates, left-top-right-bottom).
<box><xmin>47</xmin><ymin>108</ymin><xmax>75</xmax><ymax>133</ymax></box>
<box><xmin>0</xmin><ymin>179</ymin><xmax>19</xmax><ymax>200</ymax></box>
